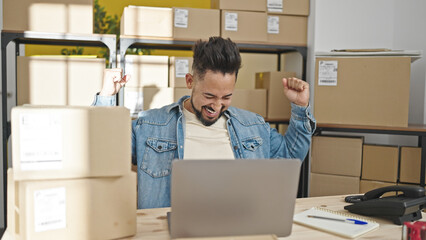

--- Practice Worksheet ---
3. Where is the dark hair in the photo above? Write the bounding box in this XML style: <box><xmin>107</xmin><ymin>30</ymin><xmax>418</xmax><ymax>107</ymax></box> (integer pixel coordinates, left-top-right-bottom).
<box><xmin>192</xmin><ymin>37</ymin><xmax>241</xmax><ymax>80</ymax></box>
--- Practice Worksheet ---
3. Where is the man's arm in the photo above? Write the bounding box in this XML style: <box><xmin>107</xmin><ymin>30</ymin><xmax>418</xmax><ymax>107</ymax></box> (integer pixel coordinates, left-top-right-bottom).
<box><xmin>269</xmin><ymin>78</ymin><xmax>316</xmax><ymax>160</ymax></box>
<box><xmin>92</xmin><ymin>68</ymin><xmax>130</xmax><ymax>106</ymax></box>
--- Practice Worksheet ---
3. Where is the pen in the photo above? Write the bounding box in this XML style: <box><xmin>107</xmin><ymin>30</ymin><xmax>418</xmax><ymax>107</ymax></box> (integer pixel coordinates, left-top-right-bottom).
<box><xmin>307</xmin><ymin>215</ymin><xmax>368</xmax><ymax>225</ymax></box>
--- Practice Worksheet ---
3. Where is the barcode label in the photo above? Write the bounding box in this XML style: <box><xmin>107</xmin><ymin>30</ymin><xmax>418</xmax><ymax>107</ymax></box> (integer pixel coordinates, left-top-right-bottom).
<box><xmin>267</xmin><ymin>0</ymin><xmax>283</xmax><ymax>12</ymax></box>
<box><xmin>318</xmin><ymin>61</ymin><xmax>338</xmax><ymax>86</ymax></box>
<box><xmin>268</xmin><ymin>16</ymin><xmax>279</xmax><ymax>34</ymax></box>
<box><xmin>225</xmin><ymin>12</ymin><xmax>238</xmax><ymax>31</ymax></box>
<box><xmin>34</xmin><ymin>187</ymin><xmax>66</xmax><ymax>232</ymax></box>
<box><xmin>175</xmin><ymin>59</ymin><xmax>189</xmax><ymax>78</ymax></box>
<box><xmin>19</xmin><ymin>113</ymin><xmax>63</xmax><ymax>171</ymax></box>
<box><xmin>174</xmin><ymin>8</ymin><xmax>188</xmax><ymax>28</ymax></box>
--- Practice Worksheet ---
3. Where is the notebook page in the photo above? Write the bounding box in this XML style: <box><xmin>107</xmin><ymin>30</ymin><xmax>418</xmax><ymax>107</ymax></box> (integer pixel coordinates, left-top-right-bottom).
<box><xmin>293</xmin><ymin>207</ymin><xmax>379</xmax><ymax>239</ymax></box>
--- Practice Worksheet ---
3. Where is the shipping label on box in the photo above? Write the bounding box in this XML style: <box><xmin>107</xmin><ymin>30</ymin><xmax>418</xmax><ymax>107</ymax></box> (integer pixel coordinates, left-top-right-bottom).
<box><xmin>362</xmin><ymin>144</ymin><xmax>399</xmax><ymax>183</ymax></box>
<box><xmin>170</xmin><ymin>57</ymin><xmax>193</xmax><ymax>88</ymax></box>
<box><xmin>311</xmin><ymin>135</ymin><xmax>363</xmax><ymax>177</ymax></box>
<box><xmin>267</xmin><ymin>0</ymin><xmax>310</xmax><ymax>16</ymax></box>
<box><xmin>12</xmin><ymin>106</ymin><xmax>131</xmax><ymax>181</ymax></box>
<box><xmin>221</xmin><ymin>10</ymin><xmax>267</xmax><ymax>43</ymax></box>
<box><xmin>314</xmin><ymin>56</ymin><xmax>411</xmax><ymax>127</ymax></box>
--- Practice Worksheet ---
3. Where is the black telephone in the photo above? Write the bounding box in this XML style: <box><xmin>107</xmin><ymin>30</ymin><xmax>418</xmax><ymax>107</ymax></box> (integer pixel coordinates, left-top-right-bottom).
<box><xmin>344</xmin><ymin>185</ymin><xmax>426</xmax><ymax>225</ymax></box>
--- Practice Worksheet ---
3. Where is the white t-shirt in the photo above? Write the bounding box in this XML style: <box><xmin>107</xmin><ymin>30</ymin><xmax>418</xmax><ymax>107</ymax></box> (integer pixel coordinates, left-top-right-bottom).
<box><xmin>183</xmin><ymin>106</ymin><xmax>235</xmax><ymax>160</ymax></box>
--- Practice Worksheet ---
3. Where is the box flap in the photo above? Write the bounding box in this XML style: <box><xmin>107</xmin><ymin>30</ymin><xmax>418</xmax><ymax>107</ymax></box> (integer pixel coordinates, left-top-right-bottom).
<box><xmin>315</xmin><ymin>50</ymin><xmax>422</xmax><ymax>62</ymax></box>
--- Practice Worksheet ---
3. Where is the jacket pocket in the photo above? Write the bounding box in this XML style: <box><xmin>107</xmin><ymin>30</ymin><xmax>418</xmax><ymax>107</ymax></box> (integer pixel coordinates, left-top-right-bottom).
<box><xmin>242</xmin><ymin>136</ymin><xmax>263</xmax><ymax>152</ymax></box>
<box><xmin>141</xmin><ymin>138</ymin><xmax>177</xmax><ymax>178</ymax></box>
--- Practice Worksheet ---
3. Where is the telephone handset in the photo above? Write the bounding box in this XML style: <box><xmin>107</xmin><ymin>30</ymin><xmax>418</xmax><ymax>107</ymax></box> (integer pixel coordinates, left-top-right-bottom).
<box><xmin>344</xmin><ymin>185</ymin><xmax>426</xmax><ymax>225</ymax></box>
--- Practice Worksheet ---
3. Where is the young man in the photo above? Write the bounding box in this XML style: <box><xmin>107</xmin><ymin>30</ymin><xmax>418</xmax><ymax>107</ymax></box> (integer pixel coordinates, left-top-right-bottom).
<box><xmin>93</xmin><ymin>37</ymin><xmax>316</xmax><ymax>209</ymax></box>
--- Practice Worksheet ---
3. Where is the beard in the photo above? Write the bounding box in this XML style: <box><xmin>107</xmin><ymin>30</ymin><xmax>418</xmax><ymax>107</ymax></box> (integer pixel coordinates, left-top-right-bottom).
<box><xmin>190</xmin><ymin>98</ymin><xmax>225</xmax><ymax>127</ymax></box>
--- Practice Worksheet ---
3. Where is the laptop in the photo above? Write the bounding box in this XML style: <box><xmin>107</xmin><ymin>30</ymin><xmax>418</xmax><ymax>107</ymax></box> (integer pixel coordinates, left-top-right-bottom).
<box><xmin>169</xmin><ymin>159</ymin><xmax>301</xmax><ymax>238</ymax></box>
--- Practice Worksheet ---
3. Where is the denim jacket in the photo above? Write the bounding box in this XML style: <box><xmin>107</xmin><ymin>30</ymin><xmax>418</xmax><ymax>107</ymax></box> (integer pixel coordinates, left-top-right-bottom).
<box><xmin>93</xmin><ymin>94</ymin><xmax>316</xmax><ymax>209</ymax></box>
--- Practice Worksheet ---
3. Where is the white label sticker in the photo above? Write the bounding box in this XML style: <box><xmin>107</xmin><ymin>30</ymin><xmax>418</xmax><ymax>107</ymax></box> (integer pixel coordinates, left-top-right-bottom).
<box><xmin>267</xmin><ymin>0</ymin><xmax>283</xmax><ymax>12</ymax></box>
<box><xmin>318</xmin><ymin>61</ymin><xmax>338</xmax><ymax>86</ymax></box>
<box><xmin>124</xmin><ymin>90</ymin><xmax>143</xmax><ymax>117</ymax></box>
<box><xmin>175</xmin><ymin>59</ymin><xmax>189</xmax><ymax>78</ymax></box>
<box><xmin>267</xmin><ymin>16</ymin><xmax>279</xmax><ymax>34</ymax></box>
<box><xmin>225</xmin><ymin>12</ymin><xmax>238</xmax><ymax>31</ymax></box>
<box><xmin>34</xmin><ymin>187</ymin><xmax>66</xmax><ymax>232</ymax></box>
<box><xmin>19</xmin><ymin>113</ymin><xmax>63</xmax><ymax>171</ymax></box>
<box><xmin>174</xmin><ymin>8</ymin><xmax>188</xmax><ymax>28</ymax></box>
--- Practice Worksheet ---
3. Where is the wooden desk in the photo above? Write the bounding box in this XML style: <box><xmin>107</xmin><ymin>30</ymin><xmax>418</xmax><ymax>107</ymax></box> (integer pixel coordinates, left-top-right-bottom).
<box><xmin>123</xmin><ymin>195</ymin><xmax>420</xmax><ymax>240</ymax></box>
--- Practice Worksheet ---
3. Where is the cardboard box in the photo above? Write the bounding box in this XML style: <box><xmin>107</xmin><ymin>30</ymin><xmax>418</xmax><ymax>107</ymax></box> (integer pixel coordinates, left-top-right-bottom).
<box><xmin>255</xmin><ymin>71</ymin><xmax>296</xmax><ymax>119</ymax></box>
<box><xmin>400</xmin><ymin>147</ymin><xmax>422</xmax><ymax>184</ymax></box>
<box><xmin>7</xmin><ymin>169</ymin><xmax>136</xmax><ymax>240</ymax></box>
<box><xmin>211</xmin><ymin>0</ymin><xmax>266</xmax><ymax>12</ymax></box>
<box><xmin>232</xmin><ymin>89</ymin><xmax>267</xmax><ymax>117</ymax></box>
<box><xmin>237</xmin><ymin>53</ymin><xmax>278</xmax><ymax>89</ymax></box>
<box><xmin>121</xmin><ymin>6</ymin><xmax>172</xmax><ymax>37</ymax></box>
<box><xmin>314</xmin><ymin>56</ymin><xmax>411</xmax><ymax>127</ymax></box>
<box><xmin>172</xmin><ymin>7</ymin><xmax>220</xmax><ymax>40</ymax></box>
<box><xmin>359</xmin><ymin>180</ymin><xmax>397</xmax><ymax>197</ymax></box>
<box><xmin>266</xmin><ymin>0</ymin><xmax>310</xmax><ymax>16</ymax></box>
<box><xmin>3</xmin><ymin>0</ymin><xmax>93</xmax><ymax>34</ymax></box>
<box><xmin>169</xmin><ymin>57</ymin><xmax>193</xmax><ymax>88</ymax></box>
<box><xmin>125</xmin><ymin>55</ymin><xmax>169</xmax><ymax>88</ymax></box>
<box><xmin>121</xmin><ymin>6</ymin><xmax>220</xmax><ymax>39</ymax></box>
<box><xmin>17</xmin><ymin>56</ymin><xmax>104</xmax><ymax>106</ymax></box>
<box><xmin>362</xmin><ymin>144</ymin><xmax>399</xmax><ymax>183</ymax></box>
<box><xmin>278</xmin><ymin>124</ymin><xmax>288</xmax><ymax>135</ymax></box>
<box><xmin>11</xmin><ymin>106</ymin><xmax>131</xmax><ymax>181</ymax></box>
<box><xmin>267</xmin><ymin>15</ymin><xmax>307</xmax><ymax>46</ymax></box>
<box><xmin>311</xmin><ymin>136</ymin><xmax>363</xmax><ymax>177</ymax></box>
<box><xmin>221</xmin><ymin>10</ymin><xmax>267</xmax><ymax>43</ymax></box>
<box><xmin>309</xmin><ymin>173</ymin><xmax>360</xmax><ymax>197</ymax></box>
<box><xmin>124</xmin><ymin>87</ymin><xmax>191</xmax><ymax>115</ymax></box>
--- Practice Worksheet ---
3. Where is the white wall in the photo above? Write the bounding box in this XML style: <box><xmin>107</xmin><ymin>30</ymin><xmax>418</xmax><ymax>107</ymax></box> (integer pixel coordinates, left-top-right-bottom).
<box><xmin>307</xmin><ymin>0</ymin><xmax>426</xmax><ymax>145</ymax></box>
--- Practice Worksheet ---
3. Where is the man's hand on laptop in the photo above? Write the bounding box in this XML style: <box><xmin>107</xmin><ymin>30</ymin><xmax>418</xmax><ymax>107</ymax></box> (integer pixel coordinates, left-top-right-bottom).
<box><xmin>99</xmin><ymin>68</ymin><xmax>131</xmax><ymax>96</ymax></box>
<box><xmin>282</xmin><ymin>77</ymin><xmax>310</xmax><ymax>107</ymax></box>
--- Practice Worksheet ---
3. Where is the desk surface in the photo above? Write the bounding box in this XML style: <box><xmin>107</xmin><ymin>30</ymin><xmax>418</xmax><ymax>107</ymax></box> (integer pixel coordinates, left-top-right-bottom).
<box><xmin>123</xmin><ymin>195</ymin><xmax>422</xmax><ymax>240</ymax></box>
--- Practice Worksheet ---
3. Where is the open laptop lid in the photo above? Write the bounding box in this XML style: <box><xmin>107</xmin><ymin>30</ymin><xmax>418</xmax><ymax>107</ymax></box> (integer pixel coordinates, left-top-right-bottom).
<box><xmin>170</xmin><ymin>159</ymin><xmax>301</xmax><ymax>239</ymax></box>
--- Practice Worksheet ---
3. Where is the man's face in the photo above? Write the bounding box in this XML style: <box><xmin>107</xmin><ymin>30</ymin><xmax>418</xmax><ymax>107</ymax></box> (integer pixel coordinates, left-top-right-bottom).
<box><xmin>186</xmin><ymin>70</ymin><xmax>236</xmax><ymax>126</ymax></box>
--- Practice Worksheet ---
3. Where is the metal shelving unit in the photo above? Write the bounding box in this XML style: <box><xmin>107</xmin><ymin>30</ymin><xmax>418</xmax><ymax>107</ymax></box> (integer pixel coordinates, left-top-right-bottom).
<box><xmin>118</xmin><ymin>36</ymin><xmax>309</xmax><ymax>197</ymax></box>
<box><xmin>315</xmin><ymin>123</ymin><xmax>426</xmax><ymax>188</ymax></box>
<box><xmin>0</xmin><ymin>30</ymin><xmax>117</xmax><ymax>234</ymax></box>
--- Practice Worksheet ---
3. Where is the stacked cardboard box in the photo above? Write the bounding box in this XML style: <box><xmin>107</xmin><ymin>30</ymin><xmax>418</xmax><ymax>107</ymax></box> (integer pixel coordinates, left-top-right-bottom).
<box><xmin>314</xmin><ymin>55</ymin><xmax>412</xmax><ymax>127</ymax></box>
<box><xmin>8</xmin><ymin>106</ymin><xmax>136</xmax><ymax>239</ymax></box>
<box><xmin>266</xmin><ymin>0</ymin><xmax>309</xmax><ymax>45</ymax></box>
<box><xmin>309</xmin><ymin>136</ymin><xmax>363</xmax><ymax>197</ymax></box>
<box><xmin>17</xmin><ymin>56</ymin><xmax>105</xmax><ymax>106</ymax></box>
<box><xmin>121</xmin><ymin>6</ymin><xmax>220</xmax><ymax>40</ymax></box>
<box><xmin>3</xmin><ymin>0</ymin><xmax>93</xmax><ymax>34</ymax></box>
<box><xmin>362</xmin><ymin>144</ymin><xmax>399</xmax><ymax>183</ymax></box>
<box><xmin>255</xmin><ymin>71</ymin><xmax>296</xmax><ymax>119</ymax></box>
<box><xmin>400</xmin><ymin>147</ymin><xmax>423</xmax><ymax>184</ymax></box>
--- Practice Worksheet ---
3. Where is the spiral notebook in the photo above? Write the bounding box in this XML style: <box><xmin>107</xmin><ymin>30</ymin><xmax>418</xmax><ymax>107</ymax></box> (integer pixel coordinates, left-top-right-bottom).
<box><xmin>293</xmin><ymin>207</ymin><xmax>379</xmax><ymax>239</ymax></box>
